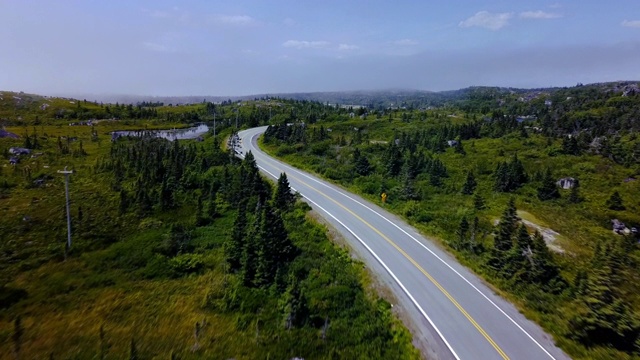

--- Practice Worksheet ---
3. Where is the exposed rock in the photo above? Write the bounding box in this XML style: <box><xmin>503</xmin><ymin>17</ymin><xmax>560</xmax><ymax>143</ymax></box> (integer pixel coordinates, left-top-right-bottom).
<box><xmin>556</xmin><ymin>177</ymin><xmax>576</xmax><ymax>189</ymax></box>
<box><xmin>612</xmin><ymin>219</ymin><xmax>631</xmax><ymax>235</ymax></box>
<box><xmin>520</xmin><ymin>219</ymin><xmax>565</xmax><ymax>253</ymax></box>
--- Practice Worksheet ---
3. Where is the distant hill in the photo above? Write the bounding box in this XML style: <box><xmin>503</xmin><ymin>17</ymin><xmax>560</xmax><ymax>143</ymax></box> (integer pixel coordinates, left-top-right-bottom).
<box><xmin>4</xmin><ymin>81</ymin><xmax>638</xmax><ymax>111</ymax></box>
<box><xmin>48</xmin><ymin>81</ymin><xmax>636</xmax><ymax>108</ymax></box>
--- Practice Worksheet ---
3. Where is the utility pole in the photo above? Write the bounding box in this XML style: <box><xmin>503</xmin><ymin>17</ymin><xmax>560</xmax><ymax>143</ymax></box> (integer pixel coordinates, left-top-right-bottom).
<box><xmin>58</xmin><ymin>166</ymin><xmax>73</xmax><ymax>258</ymax></box>
<box><xmin>213</xmin><ymin>111</ymin><xmax>216</xmax><ymax>137</ymax></box>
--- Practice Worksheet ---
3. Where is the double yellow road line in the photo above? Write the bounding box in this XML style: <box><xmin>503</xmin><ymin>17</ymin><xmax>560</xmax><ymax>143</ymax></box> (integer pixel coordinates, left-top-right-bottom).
<box><xmin>288</xmin><ymin>172</ymin><xmax>510</xmax><ymax>360</ymax></box>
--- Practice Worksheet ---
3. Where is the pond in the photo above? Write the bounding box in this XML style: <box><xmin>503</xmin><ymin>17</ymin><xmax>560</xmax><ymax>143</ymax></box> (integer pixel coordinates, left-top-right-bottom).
<box><xmin>111</xmin><ymin>124</ymin><xmax>209</xmax><ymax>141</ymax></box>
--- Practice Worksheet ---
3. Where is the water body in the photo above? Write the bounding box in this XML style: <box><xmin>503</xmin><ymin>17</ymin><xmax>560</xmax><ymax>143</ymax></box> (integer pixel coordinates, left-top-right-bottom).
<box><xmin>111</xmin><ymin>124</ymin><xmax>209</xmax><ymax>141</ymax></box>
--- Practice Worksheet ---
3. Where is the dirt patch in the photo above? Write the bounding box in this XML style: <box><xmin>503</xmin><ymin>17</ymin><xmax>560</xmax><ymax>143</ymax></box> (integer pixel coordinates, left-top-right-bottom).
<box><xmin>520</xmin><ymin>219</ymin><xmax>565</xmax><ymax>253</ymax></box>
<box><xmin>492</xmin><ymin>211</ymin><xmax>566</xmax><ymax>254</ymax></box>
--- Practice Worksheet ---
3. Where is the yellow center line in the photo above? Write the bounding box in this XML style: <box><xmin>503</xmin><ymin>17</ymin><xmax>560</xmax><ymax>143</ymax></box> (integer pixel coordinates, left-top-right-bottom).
<box><xmin>288</xmin><ymin>172</ymin><xmax>510</xmax><ymax>360</ymax></box>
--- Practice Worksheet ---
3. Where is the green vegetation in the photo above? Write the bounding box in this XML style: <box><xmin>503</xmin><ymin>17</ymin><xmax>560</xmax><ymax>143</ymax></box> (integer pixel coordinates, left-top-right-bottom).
<box><xmin>260</xmin><ymin>82</ymin><xmax>640</xmax><ymax>359</ymax></box>
<box><xmin>0</xmin><ymin>94</ymin><xmax>418</xmax><ymax>358</ymax></box>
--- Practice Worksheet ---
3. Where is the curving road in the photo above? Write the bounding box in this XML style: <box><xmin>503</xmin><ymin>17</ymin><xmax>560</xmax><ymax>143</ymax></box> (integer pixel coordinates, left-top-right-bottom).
<box><xmin>236</xmin><ymin>126</ymin><xmax>571</xmax><ymax>360</ymax></box>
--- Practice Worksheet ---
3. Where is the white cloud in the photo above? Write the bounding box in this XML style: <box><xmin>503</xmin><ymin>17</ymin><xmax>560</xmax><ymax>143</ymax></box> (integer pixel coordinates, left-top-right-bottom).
<box><xmin>459</xmin><ymin>11</ymin><xmax>513</xmax><ymax>30</ymax></box>
<box><xmin>394</xmin><ymin>39</ymin><xmax>418</xmax><ymax>46</ymax></box>
<box><xmin>213</xmin><ymin>15</ymin><xmax>256</xmax><ymax>26</ymax></box>
<box><xmin>621</xmin><ymin>20</ymin><xmax>640</xmax><ymax>28</ymax></box>
<box><xmin>283</xmin><ymin>40</ymin><xmax>330</xmax><ymax>49</ymax></box>
<box><xmin>338</xmin><ymin>44</ymin><xmax>359</xmax><ymax>50</ymax></box>
<box><xmin>519</xmin><ymin>11</ymin><xmax>562</xmax><ymax>19</ymax></box>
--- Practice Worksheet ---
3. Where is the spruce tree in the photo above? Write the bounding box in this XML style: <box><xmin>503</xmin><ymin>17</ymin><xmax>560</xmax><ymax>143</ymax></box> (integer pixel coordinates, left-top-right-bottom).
<box><xmin>454</xmin><ymin>138</ymin><xmax>465</xmax><ymax>155</ymax></box>
<box><xmin>495</xmin><ymin>198</ymin><xmax>518</xmax><ymax>252</ymax></box>
<box><xmin>515</xmin><ymin>223</ymin><xmax>533</xmax><ymax>253</ymax></box>
<box><xmin>493</xmin><ymin>162</ymin><xmax>509</xmax><ymax>192</ymax></box>
<box><xmin>226</xmin><ymin>203</ymin><xmax>247</xmax><ymax>271</ymax></box>
<box><xmin>530</xmin><ymin>231</ymin><xmax>561</xmax><ymax>287</ymax></box>
<box><xmin>273</xmin><ymin>173</ymin><xmax>296</xmax><ymax>212</ymax></box>
<box><xmin>384</xmin><ymin>143</ymin><xmax>403</xmax><ymax>177</ymax></box>
<box><xmin>241</xmin><ymin>209</ymin><xmax>261</xmax><ymax>286</ymax></box>
<box><xmin>537</xmin><ymin>168</ymin><xmax>560</xmax><ymax>201</ymax></box>
<box><xmin>455</xmin><ymin>217</ymin><xmax>469</xmax><ymax>250</ymax></box>
<box><xmin>280</xmin><ymin>274</ymin><xmax>307</xmax><ymax>329</ymax></box>
<box><xmin>508</xmin><ymin>153</ymin><xmax>528</xmax><ymax>188</ymax></box>
<box><xmin>264</xmin><ymin>206</ymin><xmax>296</xmax><ymax>276</ymax></box>
<box><xmin>206</xmin><ymin>199</ymin><xmax>218</xmax><ymax>220</ymax></box>
<box><xmin>568</xmin><ymin>178</ymin><xmax>582</xmax><ymax>203</ymax></box>
<box><xmin>195</xmin><ymin>195</ymin><xmax>206</xmax><ymax>226</ymax></box>
<box><xmin>353</xmin><ymin>148</ymin><xmax>371</xmax><ymax>176</ymax></box>
<box><xmin>461</xmin><ymin>170</ymin><xmax>477</xmax><ymax>195</ymax></box>
<box><xmin>473</xmin><ymin>193</ymin><xmax>486</xmax><ymax>210</ymax></box>
<box><xmin>469</xmin><ymin>216</ymin><xmax>479</xmax><ymax>252</ymax></box>
<box><xmin>606</xmin><ymin>191</ymin><xmax>625</xmax><ymax>210</ymax></box>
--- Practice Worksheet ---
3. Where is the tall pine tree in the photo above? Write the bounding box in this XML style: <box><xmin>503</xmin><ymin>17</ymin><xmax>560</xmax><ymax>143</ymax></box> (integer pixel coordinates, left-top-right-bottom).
<box><xmin>461</xmin><ymin>171</ymin><xmax>477</xmax><ymax>195</ymax></box>
<box><xmin>273</xmin><ymin>173</ymin><xmax>296</xmax><ymax>212</ymax></box>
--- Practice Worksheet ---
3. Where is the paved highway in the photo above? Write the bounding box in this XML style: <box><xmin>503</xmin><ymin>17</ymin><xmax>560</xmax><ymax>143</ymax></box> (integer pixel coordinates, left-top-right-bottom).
<box><xmin>236</xmin><ymin>126</ymin><xmax>571</xmax><ymax>360</ymax></box>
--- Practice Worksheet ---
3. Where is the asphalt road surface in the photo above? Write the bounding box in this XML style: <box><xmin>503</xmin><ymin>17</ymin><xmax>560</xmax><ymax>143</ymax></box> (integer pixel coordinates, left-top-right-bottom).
<box><xmin>236</xmin><ymin>126</ymin><xmax>571</xmax><ymax>360</ymax></box>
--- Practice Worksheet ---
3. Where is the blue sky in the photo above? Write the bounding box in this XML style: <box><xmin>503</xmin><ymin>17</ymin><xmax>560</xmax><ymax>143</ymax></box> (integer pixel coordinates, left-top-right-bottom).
<box><xmin>1</xmin><ymin>1</ymin><xmax>639</xmax><ymax>96</ymax></box>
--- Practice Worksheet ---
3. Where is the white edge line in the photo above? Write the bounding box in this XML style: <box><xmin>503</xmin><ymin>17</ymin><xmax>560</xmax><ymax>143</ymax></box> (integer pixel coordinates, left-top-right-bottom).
<box><xmin>243</xmin><ymin>129</ymin><xmax>558</xmax><ymax>360</ymax></box>
<box><xmin>246</xmin><ymin>153</ymin><xmax>461</xmax><ymax>360</ymax></box>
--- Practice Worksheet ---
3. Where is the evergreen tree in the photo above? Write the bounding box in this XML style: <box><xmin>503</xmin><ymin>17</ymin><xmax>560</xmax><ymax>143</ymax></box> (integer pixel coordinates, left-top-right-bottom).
<box><xmin>241</xmin><ymin>207</ymin><xmax>261</xmax><ymax>286</ymax></box>
<box><xmin>530</xmin><ymin>231</ymin><xmax>562</xmax><ymax>288</ymax></box>
<box><xmin>257</xmin><ymin>205</ymin><xmax>297</xmax><ymax>288</ymax></box>
<box><xmin>568</xmin><ymin>178</ymin><xmax>582</xmax><ymax>203</ymax></box>
<box><xmin>353</xmin><ymin>148</ymin><xmax>372</xmax><ymax>176</ymax></box>
<box><xmin>455</xmin><ymin>217</ymin><xmax>469</xmax><ymax>250</ymax></box>
<box><xmin>494</xmin><ymin>198</ymin><xmax>518</xmax><ymax>252</ymax></box>
<box><xmin>493</xmin><ymin>162</ymin><xmax>509</xmax><ymax>192</ymax></box>
<box><xmin>562</xmin><ymin>136</ymin><xmax>581</xmax><ymax>155</ymax></box>
<box><xmin>473</xmin><ymin>193</ymin><xmax>486</xmax><ymax>210</ymax></box>
<box><xmin>119</xmin><ymin>189</ymin><xmax>129</xmax><ymax>215</ymax></box>
<box><xmin>454</xmin><ymin>138</ymin><xmax>465</xmax><ymax>155</ymax></box>
<box><xmin>508</xmin><ymin>153</ymin><xmax>528</xmax><ymax>188</ymax></box>
<box><xmin>384</xmin><ymin>143</ymin><xmax>403</xmax><ymax>177</ymax></box>
<box><xmin>494</xmin><ymin>154</ymin><xmax>528</xmax><ymax>192</ymax></box>
<box><xmin>606</xmin><ymin>191</ymin><xmax>625</xmax><ymax>210</ymax></box>
<box><xmin>280</xmin><ymin>274</ymin><xmax>308</xmax><ymax>329</ymax></box>
<box><xmin>273</xmin><ymin>173</ymin><xmax>296</xmax><ymax>212</ymax></box>
<box><xmin>469</xmin><ymin>216</ymin><xmax>480</xmax><ymax>252</ymax></box>
<box><xmin>569</xmin><ymin>265</ymin><xmax>638</xmax><ymax>348</ymax></box>
<box><xmin>226</xmin><ymin>203</ymin><xmax>247</xmax><ymax>271</ymax></box>
<box><xmin>515</xmin><ymin>223</ymin><xmax>533</xmax><ymax>253</ymax></box>
<box><xmin>206</xmin><ymin>199</ymin><xmax>218</xmax><ymax>221</ymax></box>
<box><xmin>537</xmin><ymin>168</ymin><xmax>560</xmax><ymax>201</ymax></box>
<box><xmin>399</xmin><ymin>162</ymin><xmax>419</xmax><ymax>200</ymax></box>
<box><xmin>461</xmin><ymin>171</ymin><xmax>477</xmax><ymax>195</ymax></box>
<box><xmin>195</xmin><ymin>195</ymin><xmax>206</xmax><ymax>226</ymax></box>
<box><xmin>404</xmin><ymin>151</ymin><xmax>420</xmax><ymax>180</ymax></box>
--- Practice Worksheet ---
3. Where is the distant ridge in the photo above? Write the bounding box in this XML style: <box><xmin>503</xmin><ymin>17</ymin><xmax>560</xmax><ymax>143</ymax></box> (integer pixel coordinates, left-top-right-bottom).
<box><xmin>4</xmin><ymin>81</ymin><xmax>638</xmax><ymax>107</ymax></box>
